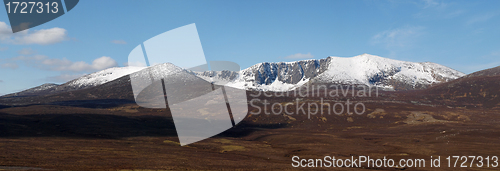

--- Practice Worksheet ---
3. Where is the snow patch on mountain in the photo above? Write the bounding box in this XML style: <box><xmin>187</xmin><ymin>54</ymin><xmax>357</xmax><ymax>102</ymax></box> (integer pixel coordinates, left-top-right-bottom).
<box><xmin>4</xmin><ymin>54</ymin><xmax>466</xmax><ymax>97</ymax></box>
<box><xmin>67</xmin><ymin>66</ymin><xmax>146</xmax><ymax>88</ymax></box>
<box><xmin>129</xmin><ymin>63</ymin><xmax>184</xmax><ymax>80</ymax></box>
<box><xmin>226</xmin><ymin>78</ymin><xmax>310</xmax><ymax>92</ymax></box>
<box><xmin>222</xmin><ymin>59</ymin><xmax>330</xmax><ymax>91</ymax></box>
<box><xmin>206</xmin><ymin>54</ymin><xmax>464</xmax><ymax>91</ymax></box>
<box><xmin>315</xmin><ymin>54</ymin><xmax>465</xmax><ymax>90</ymax></box>
<box><xmin>32</xmin><ymin>83</ymin><xmax>59</xmax><ymax>92</ymax></box>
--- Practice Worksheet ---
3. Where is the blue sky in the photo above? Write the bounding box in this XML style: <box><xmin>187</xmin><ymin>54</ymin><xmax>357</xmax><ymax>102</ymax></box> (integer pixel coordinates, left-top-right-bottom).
<box><xmin>0</xmin><ymin>0</ymin><xmax>499</xmax><ymax>95</ymax></box>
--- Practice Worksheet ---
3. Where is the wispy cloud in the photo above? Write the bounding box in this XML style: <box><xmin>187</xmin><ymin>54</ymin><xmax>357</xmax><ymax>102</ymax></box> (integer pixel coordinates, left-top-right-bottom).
<box><xmin>111</xmin><ymin>40</ymin><xmax>127</xmax><ymax>44</ymax></box>
<box><xmin>0</xmin><ymin>21</ymin><xmax>68</xmax><ymax>45</ymax></box>
<box><xmin>371</xmin><ymin>26</ymin><xmax>426</xmax><ymax>58</ymax></box>
<box><xmin>0</xmin><ymin>63</ymin><xmax>18</xmax><ymax>69</ymax></box>
<box><xmin>0</xmin><ymin>80</ymin><xmax>3</xmax><ymax>83</ymax></box>
<box><xmin>411</xmin><ymin>0</ymin><xmax>465</xmax><ymax>19</ymax></box>
<box><xmin>284</xmin><ymin>53</ymin><xmax>314</xmax><ymax>59</ymax></box>
<box><xmin>13</xmin><ymin>55</ymin><xmax>118</xmax><ymax>72</ymax></box>
<box><xmin>444</xmin><ymin>10</ymin><xmax>465</xmax><ymax>19</ymax></box>
<box><xmin>2</xmin><ymin>50</ymin><xmax>119</xmax><ymax>84</ymax></box>
<box><xmin>422</xmin><ymin>0</ymin><xmax>447</xmax><ymax>9</ymax></box>
<box><xmin>0</xmin><ymin>46</ymin><xmax>7</xmax><ymax>51</ymax></box>
<box><xmin>466</xmin><ymin>12</ymin><xmax>499</xmax><ymax>25</ymax></box>
<box><xmin>17</xmin><ymin>48</ymin><xmax>36</xmax><ymax>55</ymax></box>
<box><xmin>372</xmin><ymin>26</ymin><xmax>425</xmax><ymax>48</ymax></box>
<box><xmin>4</xmin><ymin>51</ymin><xmax>118</xmax><ymax>72</ymax></box>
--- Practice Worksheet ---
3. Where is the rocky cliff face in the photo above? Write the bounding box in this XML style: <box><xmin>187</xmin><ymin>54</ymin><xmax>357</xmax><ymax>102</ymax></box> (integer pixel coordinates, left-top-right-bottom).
<box><xmin>210</xmin><ymin>54</ymin><xmax>464</xmax><ymax>91</ymax></box>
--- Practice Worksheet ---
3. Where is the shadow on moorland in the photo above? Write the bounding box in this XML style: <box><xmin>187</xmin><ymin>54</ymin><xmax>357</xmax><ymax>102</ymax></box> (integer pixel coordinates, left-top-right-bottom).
<box><xmin>0</xmin><ymin>111</ymin><xmax>286</xmax><ymax>139</ymax></box>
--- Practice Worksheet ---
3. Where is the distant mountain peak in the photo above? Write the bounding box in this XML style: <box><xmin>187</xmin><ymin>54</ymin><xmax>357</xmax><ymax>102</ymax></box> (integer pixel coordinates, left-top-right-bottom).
<box><xmin>66</xmin><ymin>66</ymin><xmax>146</xmax><ymax>89</ymax></box>
<box><xmin>1</xmin><ymin>66</ymin><xmax>146</xmax><ymax>98</ymax></box>
<box><xmin>1</xmin><ymin>83</ymin><xmax>59</xmax><ymax>97</ymax></box>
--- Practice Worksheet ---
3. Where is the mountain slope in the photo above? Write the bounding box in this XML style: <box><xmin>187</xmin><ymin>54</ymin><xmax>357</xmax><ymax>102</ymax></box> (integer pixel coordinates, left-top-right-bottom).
<box><xmin>0</xmin><ymin>63</ymin><xmax>215</xmax><ymax>106</ymax></box>
<box><xmin>314</xmin><ymin>54</ymin><xmax>464</xmax><ymax>90</ymax></box>
<box><xmin>416</xmin><ymin>65</ymin><xmax>500</xmax><ymax>109</ymax></box>
<box><xmin>2</xmin><ymin>67</ymin><xmax>145</xmax><ymax>97</ymax></box>
<box><xmin>222</xmin><ymin>54</ymin><xmax>464</xmax><ymax>91</ymax></box>
<box><xmin>225</xmin><ymin>58</ymin><xmax>331</xmax><ymax>91</ymax></box>
<box><xmin>465</xmin><ymin>66</ymin><xmax>500</xmax><ymax>78</ymax></box>
<box><xmin>66</xmin><ymin>66</ymin><xmax>146</xmax><ymax>89</ymax></box>
<box><xmin>3</xmin><ymin>54</ymin><xmax>465</xmax><ymax>99</ymax></box>
<box><xmin>2</xmin><ymin>83</ymin><xmax>59</xmax><ymax>97</ymax></box>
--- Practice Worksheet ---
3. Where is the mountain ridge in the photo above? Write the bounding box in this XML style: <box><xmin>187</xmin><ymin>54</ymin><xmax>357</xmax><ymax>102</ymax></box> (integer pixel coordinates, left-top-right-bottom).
<box><xmin>1</xmin><ymin>66</ymin><xmax>145</xmax><ymax>98</ymax></box>
<box><xmin>226</xmin><ymin>54</ymin><xmax>464</xmax><ymax>91</ymax></box>
<box><xmin>2</xmin><ymin>54</ymin><xmax>465</xmax><ymax>98</ymax></box>
<box><xmin>465</xmin><ymin>66</ymin><xmax>500</xmax><ymax>78</ymax></box>
<box><xmin>313</xmin><ymin>54</ymin><xmax>464</xmax><ymax>90</ymax></box>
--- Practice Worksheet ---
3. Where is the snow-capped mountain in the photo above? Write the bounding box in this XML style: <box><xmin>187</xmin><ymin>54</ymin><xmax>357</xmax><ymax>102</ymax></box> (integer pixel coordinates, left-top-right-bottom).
<box><xmin>3</xmin><ymin>54</ymin><xmax>465</xmax><ymax>98</ymax></box>
<box><xmin>222</xmin><ymin>58</ymin><xmax>331</xmax><ymax>91</ymax></box>
<box><xmin>2</xmin><ymin>66</ymin><xmax>146</xmax><ymax>97</ymax></box>
<box><xmin>1</xmin><ymin>83</ymin><xmax>59</xmax><ymax>97</ymax></box>
<box><xmin>217</xmin><ymin>54</ymin><xmax>464</xmax><ymax>91</ymax></box>
<box><xmin>67</xmin><ymin>66</ymin><xmax>146</xmax><ymax>89</ymax></box>
<box><xmin>314</xmin><ymin>54</ymin><xmax>465</xmax><ymax>90</ymax></box>
<box><xmin>129</xmin><ymin>63</ymin><xmax>183</xmax><ymax>81</ymax></box>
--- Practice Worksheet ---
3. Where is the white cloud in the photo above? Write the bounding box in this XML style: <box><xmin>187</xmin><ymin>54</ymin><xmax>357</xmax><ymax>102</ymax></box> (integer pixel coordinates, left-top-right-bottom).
<box><xmin>111</xmin><ymin>40</ymin><xmax>127</xmax><ymax>44</ymax></box>
<box><xmin>0</xmin><ymin>21</ymin><xmax>68</xmax><ymax>45</ymax></box>
<box><xmin>16</xmin><ymin>28</ymin><xmax>67</xmax><ymax>45</ymax></box>
<box><xmin>0</xmin><ymin>22</ymin><xmax>11</xmax><ymax>39</ymax></box>
<box><xmin>1</xmin><ymin>63</ymin><xmax>19</xmax><ymax>69</ymax></box>
<box><xmin>46</xmin><ymin>73</ymin><xmax>86</xmax><ymax>83</ymax></box>
<box><xmin>11</xmin><ymin>55</ymin><xmax>118</xmax><ymax>72</ymax></box>
<box><xmin>60</xmin><ymin>56</ymin><xmax>118</xmax><ymax>72</ymax></box>
<box><xmin>284</xmin><ymin>53</ymin><xmax>314</xmax><ymax>59</ymax></box>
<box><xmin>372</xmin><ymin>26</ymin><xmax>425</xmax><ymax>48</ymax></box>
<box><xmin>0</xmin><ymin>46</ymin><xmax>7</xmax><ymax>51</ymax></box>
<box><xmin>17</xmin><ymin>48</ymin><xmax>36</xmax><ymax>55</ymax></box>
